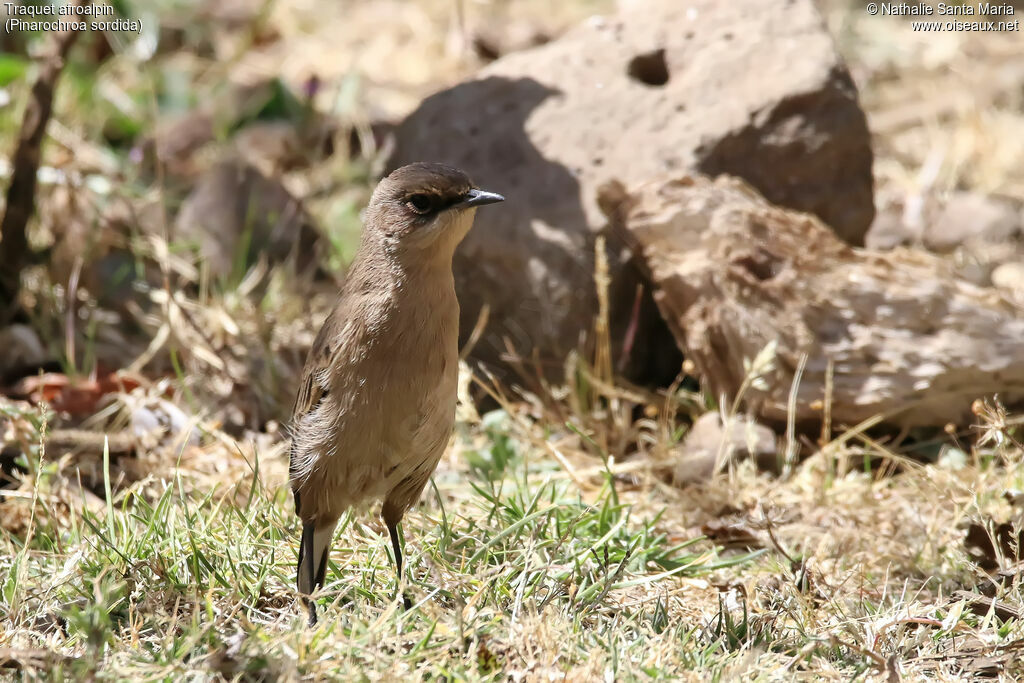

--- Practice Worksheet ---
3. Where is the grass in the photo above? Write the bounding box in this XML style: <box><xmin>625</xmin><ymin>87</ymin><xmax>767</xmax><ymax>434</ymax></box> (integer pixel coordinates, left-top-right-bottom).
<box><xmin>4</xmin><ymin>386</ymin><xmax>1024</xmax><ymax>680</ymax></box>
<box><xmin>3</xmin><ymin>0</ymin><xmax>1024</xmax><ymax>679</ymax></box>
<box><xmin>1</xmin><ymin>404</ymin><xmax>766</xmax><ymax>680</ymax></box>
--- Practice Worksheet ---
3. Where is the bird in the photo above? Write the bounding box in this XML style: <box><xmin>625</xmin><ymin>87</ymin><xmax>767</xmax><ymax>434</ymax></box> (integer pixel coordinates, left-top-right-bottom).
<box><xmin>288</xmin><ymin>162</ymin><xmax>504</xmax><ymax>625</ymax></box>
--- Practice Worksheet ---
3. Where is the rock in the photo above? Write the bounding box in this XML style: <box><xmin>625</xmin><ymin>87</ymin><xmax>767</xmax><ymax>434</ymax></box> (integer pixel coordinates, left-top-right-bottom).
<box><xmin>147</xmin><ymin>111</ymin><xmax>214</xmax><ymax>179</ymax></box>
<box><xmin>231</xmin><ymin>121</ymin><xmax>306</xmax><ymax>175</ymax></box>
<box><xmin>128</xmin><ymin>395</ymin><xmax>201</xmax><ymax>450</ymax></box>
<box><xmin>388</xmin><ymin>0</ymin><xmax>874</xmax><ymax>380</ymax></box>
<box><xmin>173</xmin><ymin>160</ymin><xmax>322</xmax><ymax>280</ymax></box>
<box><xmin>49</xmin><ymin>192</ymin><xmax>167</xmax><ymax>310</ymax></box>
<box><xmin>606</xmin><ymin>173</ymin><xmax>1024</xmax><ymax>428</ymax></box>
<box><xmin>865</xmin><ymin>205</ymin><xmax>922</xmax><ymax>250</ymax></box>
<box><xmin>0</xmin><ymin>325</ymin><xmax>48</xmax><ymax>383</ymax></box>
<box><xmin>924</xmin><ymin>192</ymin><xmax>1022</xmax><ymax>253</ymax></box>
<box><xmin>140</xmin><ymin>78</ymin><xmax>331</xmax><ymax>182</ymax></box>
<box><xmin>671</xmin><ymin>412</ymin><xmax>779</xmax><ymax>485</ymax></box>
<box><xmin>992</xmin><ymin>262</ymin><xmax>1024</xmax><ymax>295</ymax></box>
<box><xmin>472</xmin><ymin>21</ymin><xmax>551</xmax><ymax>62</ymax></box>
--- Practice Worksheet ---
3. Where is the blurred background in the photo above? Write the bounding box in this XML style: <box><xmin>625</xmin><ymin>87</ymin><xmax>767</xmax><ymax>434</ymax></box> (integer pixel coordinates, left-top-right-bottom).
<box><xmin>1</xmin><ymin>0</ymin><xmax>1021</xmax><ymax>433</ymax></box>
<box><xmin>3</xmin><ymin>0</ymin><xmax>1024</xmax><ymax>678</ymax></box>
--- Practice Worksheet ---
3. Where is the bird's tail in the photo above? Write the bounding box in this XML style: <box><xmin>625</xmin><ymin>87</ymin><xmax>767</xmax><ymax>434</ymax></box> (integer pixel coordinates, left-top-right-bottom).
<box><xmin>297</xmin><ymin>520</ymin><xmax>337</xmax><ymax>626</ymax></box>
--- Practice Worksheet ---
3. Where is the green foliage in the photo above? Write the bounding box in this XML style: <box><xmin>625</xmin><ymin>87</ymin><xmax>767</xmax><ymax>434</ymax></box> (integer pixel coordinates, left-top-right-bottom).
<box><xmin>0</xmin><ymin>54</ymin><xmax>29</xmax><ymax>87</ymax></box>
<box><xmin>322</xmin><ymin>197</ymin><xmax>366</xmax><ymax>271</ymax></box>
<box><xmin>464</xmin><ymin>410</ymin><xmax>519</xmax><ymax>482</ymax></box>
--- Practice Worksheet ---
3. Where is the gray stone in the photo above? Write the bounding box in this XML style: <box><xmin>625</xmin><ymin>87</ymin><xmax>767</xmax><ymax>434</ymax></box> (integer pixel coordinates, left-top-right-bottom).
<box><xmin>388</xmin><ymin>0</ymin><xmax>874</xmax><ymax>379</ymax></box>
<box><xmin>992</xmin><ymin>262</ymin><xmax>1024</xmax><ymax>294</ymax></box>
<box><xmin>865</xmin><ymin>205</ymin><xmax>922</xmax><ymax>250</ymax></box>
<box><xmin>924</xmin><ymin>192</ymin><xmax>1022</xmax><ymax>254</ymax></box>
<box><xmin>0</xmin><ymin>325</ymin><xmax>47</xmax><ymax>380</ymax></box>
<box><xmin>672</xmin><ymin>412</ymin><xmax>779</xmax><ymax>485</ymax></box>
<box><xmin>129</xmin><ymin>397</ymin><xmax>200</xmax><ymax>449</ymax></box>
<box><xmin>174</xmin><ymin>160</ymin><xmax>322</xmax><ymax>279</ymax></box>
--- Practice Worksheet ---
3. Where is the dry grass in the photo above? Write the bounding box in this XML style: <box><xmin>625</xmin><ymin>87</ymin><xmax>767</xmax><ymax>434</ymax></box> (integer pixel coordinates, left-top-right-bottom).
<box><xmin>4</xmin><ymin>360</ymin><xmax>1024</xmax><ymax>679</ymax></box>
<box><xmin>1</xmin><ymin>0</ymin><xmax>1024</xmax><ymax>680</ymax></box>
<box><xmin>822</xmin><ymin>0</ymin><xmax>1024</xmax><ymax>206</ymax></box>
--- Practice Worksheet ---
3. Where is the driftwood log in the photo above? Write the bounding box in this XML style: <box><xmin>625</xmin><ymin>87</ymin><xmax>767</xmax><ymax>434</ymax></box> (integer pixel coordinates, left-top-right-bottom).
<box><xmin>601</xmin><ymin>174</ymin><xmax>1024</xmax><ymax>428</ymax></box>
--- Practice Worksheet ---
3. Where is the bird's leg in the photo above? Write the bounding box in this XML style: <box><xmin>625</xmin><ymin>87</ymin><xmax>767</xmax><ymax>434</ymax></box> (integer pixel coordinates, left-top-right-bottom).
<box><xmin>297</xmin><ymin>520</ymin><xmax>338</xmax><ymax>626</ymax></box>
<box><xmin>386</xmin><ymin>520</ymin><xmax>413</xmax><ymax>610</ymax></box>
<box><xmin>387</xmin><ymin>520</ymin><xmax>404</xmax><ymax>579</ymax></box>
<box><xmin>299</xmin><ymin>523</ymin><xmax>318</xmax><ymax>626</ymax></box>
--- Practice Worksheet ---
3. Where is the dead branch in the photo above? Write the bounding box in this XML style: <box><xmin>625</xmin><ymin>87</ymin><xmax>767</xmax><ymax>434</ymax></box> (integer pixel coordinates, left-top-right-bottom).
<box><xmin>0</xmin><ymin>1</ymin><xmax>89</xmax><ymax>322</ymax></box>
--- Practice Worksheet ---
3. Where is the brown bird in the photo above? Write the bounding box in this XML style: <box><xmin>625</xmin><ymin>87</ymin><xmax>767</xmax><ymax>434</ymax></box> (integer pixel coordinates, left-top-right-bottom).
<box><xmin>289</xmin><ymin>162</ymin><xmax>504</xmax><ymax>625</ymax></box>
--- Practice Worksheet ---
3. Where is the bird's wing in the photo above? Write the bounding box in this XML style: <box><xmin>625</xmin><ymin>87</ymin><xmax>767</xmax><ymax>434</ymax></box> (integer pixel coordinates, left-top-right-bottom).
<box><xmin>288</xmin><ymin>310</ymin><xmax>342</xmax><ymax>490</ymax></box>
<box><xmin>291</xmin><ymin>321</ymin><xmax>334</xmax><ymax>422</ymax></box>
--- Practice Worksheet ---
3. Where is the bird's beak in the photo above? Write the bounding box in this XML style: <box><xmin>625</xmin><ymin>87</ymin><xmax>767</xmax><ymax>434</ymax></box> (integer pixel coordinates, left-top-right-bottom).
<box><xmin>462</xmin><ymin>188</ymin><xmax>505</xmax><ymax>207</ymax></box>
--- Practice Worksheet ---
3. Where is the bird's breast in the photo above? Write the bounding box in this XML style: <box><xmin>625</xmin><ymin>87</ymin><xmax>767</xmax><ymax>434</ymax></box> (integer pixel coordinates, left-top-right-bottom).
<box><xmin>290</xmin><ymin>273</ymin><xmax>463</xmax><ymax>517</ymax></box>
<box><xmin>349</xmin><ymin>278</ymin><xmax>460</xmax><ymax>442</ymax></box>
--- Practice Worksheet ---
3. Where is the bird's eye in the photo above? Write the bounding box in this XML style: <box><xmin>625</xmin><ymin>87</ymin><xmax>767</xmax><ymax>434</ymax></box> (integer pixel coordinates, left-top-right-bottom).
<box><xmin>406</xmin><ymin>194</ymin><xmax>433</xmax><ymax>214</ymax></box>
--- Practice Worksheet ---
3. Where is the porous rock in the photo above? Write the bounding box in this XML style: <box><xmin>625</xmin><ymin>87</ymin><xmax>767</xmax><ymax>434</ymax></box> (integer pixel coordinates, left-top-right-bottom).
<box><xmin>388</xmin><ymin>0</ymin><xmax>874</xmax><ymax>380</ymax></box>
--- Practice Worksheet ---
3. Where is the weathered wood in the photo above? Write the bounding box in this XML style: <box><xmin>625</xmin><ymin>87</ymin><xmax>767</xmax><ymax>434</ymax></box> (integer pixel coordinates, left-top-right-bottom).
<box><xmin>1</xmin><ymin>429</ymin><xmax>136</xmax><ymax>461</ymax></box>
<box><xmin>602</xmin><ymin>174</ymin><xmax>1024</xmax><ymax>428</ymax></box>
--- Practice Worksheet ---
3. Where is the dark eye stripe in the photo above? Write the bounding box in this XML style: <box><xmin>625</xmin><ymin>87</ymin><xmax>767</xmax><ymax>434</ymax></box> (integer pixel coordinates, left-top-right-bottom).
<box><xmin>405</xmin><ymin>192</ymin><xmax>467</xmax><ymax>215</ymax></box>
<box><xmin>406</xmin><ymin>194</ymin><xmax>433</xmax><ymax>214</ymax></box>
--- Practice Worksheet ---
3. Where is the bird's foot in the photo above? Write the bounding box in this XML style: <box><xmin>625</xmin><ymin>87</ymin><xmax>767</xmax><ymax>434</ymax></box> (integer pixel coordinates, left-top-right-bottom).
<box><xmin>305</xmin><ymin>598</ymin><xmax>318</xmax><ymax>627</ymax></box>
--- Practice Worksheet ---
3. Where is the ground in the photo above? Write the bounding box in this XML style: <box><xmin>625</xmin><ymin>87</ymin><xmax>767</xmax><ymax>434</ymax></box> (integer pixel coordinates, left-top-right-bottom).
<box><xmin>1</xmin><ymin>0</ymin><xmax>1024</xmax><ymax>680</ymax></box>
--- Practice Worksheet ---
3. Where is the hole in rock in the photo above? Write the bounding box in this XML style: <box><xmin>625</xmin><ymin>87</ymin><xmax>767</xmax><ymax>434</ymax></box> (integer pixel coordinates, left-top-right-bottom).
<box><xmin>627</xmin><ymin>49</ymin><xmax>669</xmax><ymax>86</ymax></box>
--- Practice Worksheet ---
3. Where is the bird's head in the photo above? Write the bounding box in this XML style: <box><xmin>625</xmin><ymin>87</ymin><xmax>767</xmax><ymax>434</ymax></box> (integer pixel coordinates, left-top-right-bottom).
<box><xmin>365</xmin><ymin>162</ymin><xmax>504</xmax><ymax>259</ymax></box>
